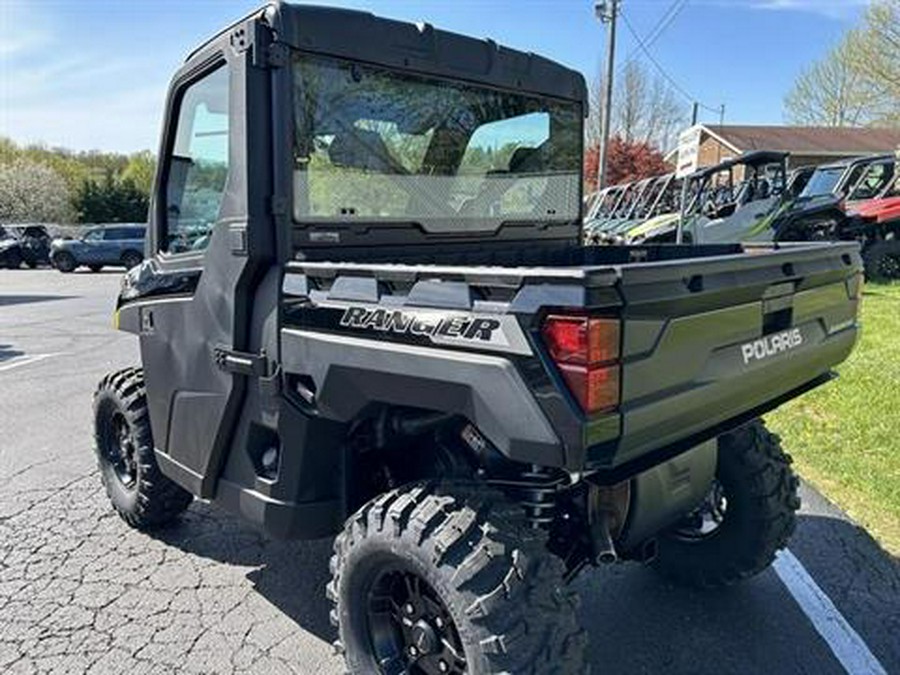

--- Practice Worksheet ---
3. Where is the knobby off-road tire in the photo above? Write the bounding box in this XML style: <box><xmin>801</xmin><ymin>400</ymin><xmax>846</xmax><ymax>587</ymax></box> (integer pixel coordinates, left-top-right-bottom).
<box><xmin>328</xmin><ymin>482</ymin><xmax>587</xmax><ymax>675</ymax></box>
<box><xmin>93</xmin><ymin>367</ymin><xmax>192</xmax><ymax>529</ymax></box>
<box><xmin>652</xmin><ymin>419</ymin><xmax>800</xmax><ymax>589</ymax></box>
<box><xmin>863</xmin><ymin>239</ymin><xmax>900</xmax><ymax>282</ymax></box>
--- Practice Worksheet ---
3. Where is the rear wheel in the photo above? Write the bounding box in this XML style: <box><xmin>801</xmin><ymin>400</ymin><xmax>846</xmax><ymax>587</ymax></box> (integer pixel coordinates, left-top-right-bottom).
<box><xmin>328</xmin><ymin>482</ymin><xmax>586</xmax><ymax>674</ymax></box>
<box><xmin>3</xmin><ymin>249</ymin><xmax>23</xmax><ymax>269</ymax></box>
<box><xmin>53</xmin><ymin>251</ymin><xmax>77</xmax><ymax>273</ymax></box>
<box><xmin>93</xmin><ymin>368</ymin><xmax>193</xmax><ymax>529</ymax></box>
<box><xmin>863</xmin><ymin>239</ymin><xmax>900</xmax><ymax>282</ymax></box>
<box><xmin>121</xmin><ymin>250</ymin><xmax>142</xmax><ymax>270</ymax></box>
<box><xmin>652</xmin><ymin>419</ymin><xmax>799</xmax><ymax>589</ymax></box>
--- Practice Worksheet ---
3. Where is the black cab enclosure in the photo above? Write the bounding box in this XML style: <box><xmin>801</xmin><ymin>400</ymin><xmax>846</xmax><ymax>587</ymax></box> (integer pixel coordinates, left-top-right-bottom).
<box><xmin>113</xmin><ymin>2</ymin><xmax>861</xmax><ymax>541</ymax></box>
<box><xmin>94</xmin><ymin>5</ymin><xmax>865</xmax><ymax>670</ymax></box>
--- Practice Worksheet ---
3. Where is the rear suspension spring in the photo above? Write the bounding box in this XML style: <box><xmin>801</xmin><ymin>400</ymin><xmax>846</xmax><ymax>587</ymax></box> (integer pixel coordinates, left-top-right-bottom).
<box><xmin>489</xmin><ymin>465</ymin><xmax>569</xmax><ymax>529</ymax></box>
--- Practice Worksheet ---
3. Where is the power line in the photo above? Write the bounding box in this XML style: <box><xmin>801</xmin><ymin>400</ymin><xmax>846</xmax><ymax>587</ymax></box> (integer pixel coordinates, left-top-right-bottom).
<box><xmin>618</xmin><ymin>0</ymin><xmax>689</xmax><ymax>73</ymax></box>
<box><xmin>639</xmin><ymin>0</ymin><xmax>689</xmax><ymax>53</ymax></box>
<box><xmin>619</xmin><ymin>9</ymin><xmax>721</xmax><ymax>115</ymax></box>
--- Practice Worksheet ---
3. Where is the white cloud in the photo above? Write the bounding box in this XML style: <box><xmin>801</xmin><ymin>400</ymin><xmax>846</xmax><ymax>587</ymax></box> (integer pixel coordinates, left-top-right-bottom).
<box><xmin>697</xmin><ymin>0</ymin><xmax>871</xmax><ymax>20</ymax></box>
<box><xmin>754</xmin><ymin>0</ymin><xmax>871</xmax><ymax>18</ymax></box>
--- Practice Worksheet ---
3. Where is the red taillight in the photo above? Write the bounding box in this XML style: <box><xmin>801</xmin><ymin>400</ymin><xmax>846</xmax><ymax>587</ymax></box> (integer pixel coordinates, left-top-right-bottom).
<box><xmin>542</xmin><ymin>315</ymin><xmax>620</xmax><ymax>414</ymax></box>
<box><xmin>542</xmin><ymin>315</ymin><xmax>619</xmax><ymax>365</ymax></box>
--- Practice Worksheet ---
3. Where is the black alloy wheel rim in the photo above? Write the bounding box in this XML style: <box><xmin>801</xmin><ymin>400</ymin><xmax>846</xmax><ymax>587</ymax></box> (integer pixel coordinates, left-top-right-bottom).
<box><xmin>672</xmin><ymin>479</ymin><xmax>728</xmax><ymax>541</ymax></box>
<box><xmin>101</xmin><ymin>410</ymin><xmax>138</xmax><ymax>489</ymax></box>
<box><xmin>878</xmin><ymin>251</ymin><xmax>900</xmax><ymax>280</ymax></box>
<box><xmin>366</xmin><ymin>568</ymin><xmax>467</xmax><ymax>674</ymax></box>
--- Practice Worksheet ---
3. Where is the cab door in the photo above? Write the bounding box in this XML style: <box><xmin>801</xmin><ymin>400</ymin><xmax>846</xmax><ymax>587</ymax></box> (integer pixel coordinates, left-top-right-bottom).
<box><xmin>134</xmin><ymin>30</ymin><xmax>275</xmax><ymax>498</ymax></box>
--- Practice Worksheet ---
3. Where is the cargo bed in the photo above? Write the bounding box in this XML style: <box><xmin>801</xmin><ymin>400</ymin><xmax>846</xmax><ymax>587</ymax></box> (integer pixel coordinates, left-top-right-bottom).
<box><xmin>283</xmin><ymin>241</ymin><xmax>862</xmax><ymax>474</ymax></box>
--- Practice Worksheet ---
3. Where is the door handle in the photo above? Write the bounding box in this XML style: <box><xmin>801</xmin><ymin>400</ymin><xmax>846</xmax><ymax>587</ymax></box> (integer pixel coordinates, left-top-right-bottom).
<box><xmin>229</xmin><ymin>225</ymin><xmax>247</xmax><ymax>255</ymax></box>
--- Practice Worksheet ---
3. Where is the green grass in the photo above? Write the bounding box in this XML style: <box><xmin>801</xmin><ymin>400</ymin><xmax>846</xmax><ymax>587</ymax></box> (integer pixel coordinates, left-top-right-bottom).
<box><xmin>766</xmin><ymin>282</ymin><xmax>900</xmax><ymax>555</ymax></box>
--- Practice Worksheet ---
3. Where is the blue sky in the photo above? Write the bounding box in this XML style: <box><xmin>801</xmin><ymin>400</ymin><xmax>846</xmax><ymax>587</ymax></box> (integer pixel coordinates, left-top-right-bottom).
<box><xmin>0</xmin><ymin>0</ymin><xmax>870</xmax><ymax>154</ymax></box>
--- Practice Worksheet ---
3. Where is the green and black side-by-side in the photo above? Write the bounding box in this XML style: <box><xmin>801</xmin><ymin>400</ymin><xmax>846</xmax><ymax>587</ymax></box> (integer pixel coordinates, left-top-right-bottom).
<box><xmin>93</xmin><ymin>3</ymin><xmax>863</xmax><ymax>672</ymax></box>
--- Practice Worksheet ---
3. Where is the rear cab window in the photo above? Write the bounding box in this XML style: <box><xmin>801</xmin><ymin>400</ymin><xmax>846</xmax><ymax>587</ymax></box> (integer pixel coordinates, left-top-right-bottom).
<box><xmin>291</xmin><ymin>55</ymin><xmax>582</xmax><ymax>237</ymax></box>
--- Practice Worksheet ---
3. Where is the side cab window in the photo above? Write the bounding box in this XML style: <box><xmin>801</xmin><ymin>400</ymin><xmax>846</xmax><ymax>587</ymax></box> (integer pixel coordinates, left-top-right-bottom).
<box><xmin>162</xmin><ymin>64</ymin><xmax>230</xmax><ymax>254</ymax></box>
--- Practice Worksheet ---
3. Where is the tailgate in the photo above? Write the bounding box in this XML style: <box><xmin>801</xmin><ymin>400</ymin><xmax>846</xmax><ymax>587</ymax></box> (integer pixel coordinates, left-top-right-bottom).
<box><xmin>602</xmin><ymin>242</ymin><xmax>862</xmax><ymax>468</ymax></box>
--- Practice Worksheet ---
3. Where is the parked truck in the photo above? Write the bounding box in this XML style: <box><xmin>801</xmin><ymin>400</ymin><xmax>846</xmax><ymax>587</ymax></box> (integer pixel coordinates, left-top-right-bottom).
<box><xmin>92</xmin><ymin>4</ymin><xmax>863</xmax><ymax>672</ymax></box>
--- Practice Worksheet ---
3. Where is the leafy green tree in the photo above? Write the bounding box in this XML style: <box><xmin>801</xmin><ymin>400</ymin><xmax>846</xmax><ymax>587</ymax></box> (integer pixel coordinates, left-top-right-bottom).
<box><xmin>75</xmin><ymin>172</ymin><xmax>149</xmax><ymax>223</ymax></box>
<box><xmin>122</xmin><ymin>151</ymin><xmax>157</xmax><ymax>195</ymax></box>
<box><xmin>0</xmin><ymin>137</ymin><xmax>155</xmax><ymax>223</ymax></box>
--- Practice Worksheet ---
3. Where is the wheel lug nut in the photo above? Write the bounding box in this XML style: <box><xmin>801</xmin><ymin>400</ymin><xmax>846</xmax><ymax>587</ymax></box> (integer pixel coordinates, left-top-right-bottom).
<box><xmin>434</xmin><ymin>617</ymin><xmax>443</xmax><ymax>628</ymax></box>
<box><xmin>438</xmin><ymin>660</ymin><xmax>448</xmax><ymax>672</ymax></box>
<box><xmin>408</xmin><ymin>645</ymin><xmax>418</xmax><ymax>657</ymax></box>
<box><xmin>405</xmin><ymin>603</ymin><xmax>415</xmax><ymax>615</ymax></box>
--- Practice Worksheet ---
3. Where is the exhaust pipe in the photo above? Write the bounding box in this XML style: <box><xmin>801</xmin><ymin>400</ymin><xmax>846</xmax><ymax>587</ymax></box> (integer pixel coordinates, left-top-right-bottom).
<box><xmin>592</xmin><ymin>513</ymin><xmax>618</xmax><ymax>565</ymax></box>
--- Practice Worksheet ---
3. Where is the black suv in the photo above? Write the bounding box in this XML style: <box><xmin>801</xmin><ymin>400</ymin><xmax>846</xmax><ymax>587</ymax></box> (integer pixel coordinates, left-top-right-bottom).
<box><xmin>51</xmin><ymin>225</ymin><xmax>145</xmax><ymax>273</ymax></box>
<box><xmin>0</xmin><ymin>225</ymin><xmax>52</xmax><ymax>269</ymax></box>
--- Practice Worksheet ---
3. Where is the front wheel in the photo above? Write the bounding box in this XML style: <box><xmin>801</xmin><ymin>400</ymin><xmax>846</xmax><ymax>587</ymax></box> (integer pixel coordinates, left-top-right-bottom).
<box><xmin>93</xmin><ymin>368</ymin><xmax>193</xmax><ymax>529</ymax></box>
<box><xmin>53</xmin><ymin>251</ymin><xmax>77</xmax><ymax>273</ymax></box>
<box><xmin>652</xmin><ymin>419</ymin><xmax>800</xmax><ymax>589</ymax></box>
<box><xmin>328</xmin><ymin>482</ymin><xmax>587</xmax><ymax>674</ymax></box>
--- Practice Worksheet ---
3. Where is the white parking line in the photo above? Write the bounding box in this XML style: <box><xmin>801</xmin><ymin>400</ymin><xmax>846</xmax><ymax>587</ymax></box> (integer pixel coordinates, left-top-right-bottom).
<box><xmin>774</xmin><ymin>549</ymin><xmax>887</xmax><ymax>675</ymax></box>
<box><xmin>0</xmin><ymin>353</ymin><xmax>61</xmax><ymax>373</ymax></box>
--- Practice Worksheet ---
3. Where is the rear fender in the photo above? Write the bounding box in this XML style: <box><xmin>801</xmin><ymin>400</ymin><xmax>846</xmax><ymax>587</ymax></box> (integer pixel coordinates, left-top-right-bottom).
<box><xmin>280</xmin><ymin>328</ymin><xmax>564</xmax><ymax>467</ymax></box>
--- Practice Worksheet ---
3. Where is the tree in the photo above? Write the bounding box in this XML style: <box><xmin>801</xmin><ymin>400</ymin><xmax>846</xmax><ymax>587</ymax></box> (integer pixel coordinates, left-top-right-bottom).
<box><xmin>784</xmin><ymin>31</ymin><xmax>874</xmax><ymax>126</ymax></box>
<box><xmin>0</xmin><ymin>137</ymin><xmax>156</xmax><ymax>223</ymax></box>
<box><xmin>587</xmin><ymin>60</ymin><xmax>686</xmax><ymax>153</ymax></box>
<box><xmin>122</xmin><ymin>151</ymin><xmax>157</xmax><ymax>195</ymax></box>
<box><xmin>784</xmin><ymin>0</ymin><xmax>900</xmax><ymax>127</ymax></box>
<box><xmin>0</xmin><ymin>159</ymin><xmax>72</xmax><ymax>223</ymax></box>
<box><xmin>74</xmin><ymin>172</ymin><xmax>149</xmax><ymax>223</ymax></box>
<box><xmin>584</xmin><ymin>136</ymin><xmax>671</xmax><ymax>192</ymax></box>
<box><xmin>848</xmin><ymin>0</ymin><xmax>900</xmax><ymax>126</ymax></box>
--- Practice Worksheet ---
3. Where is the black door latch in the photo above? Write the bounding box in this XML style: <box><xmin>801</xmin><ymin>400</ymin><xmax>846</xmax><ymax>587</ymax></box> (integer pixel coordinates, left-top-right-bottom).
<box><xmin>213</xmin><ymin>346</ymin><xmax>267</xmax><ymax>376</ymax></box>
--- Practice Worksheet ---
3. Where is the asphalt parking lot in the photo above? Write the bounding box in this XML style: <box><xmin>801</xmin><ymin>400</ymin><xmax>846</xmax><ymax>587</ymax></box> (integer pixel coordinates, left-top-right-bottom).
<box><xmin>1</xmin><ymin>269</ymin><xmax>898</xmax><ymax>675</ymax></box>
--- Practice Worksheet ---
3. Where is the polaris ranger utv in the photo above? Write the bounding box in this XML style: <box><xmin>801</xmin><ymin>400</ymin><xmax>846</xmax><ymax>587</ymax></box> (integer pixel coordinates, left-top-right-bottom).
<box><xmin>93</xmin><ymin>4</ymin><xmax>863</xmax><ymax>673</ymax></box>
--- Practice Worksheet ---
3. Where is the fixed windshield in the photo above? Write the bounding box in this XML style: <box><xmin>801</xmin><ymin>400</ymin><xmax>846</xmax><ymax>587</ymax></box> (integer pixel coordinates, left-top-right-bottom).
<box><xmin>291</xmin><ymin>56</ymin><xmax>582</xmax><ymax>232</ymax></box>
<box><xmin>800</xmin><ymin>166</ymin><xmax>845</xmax><ymax>198</ymax></box>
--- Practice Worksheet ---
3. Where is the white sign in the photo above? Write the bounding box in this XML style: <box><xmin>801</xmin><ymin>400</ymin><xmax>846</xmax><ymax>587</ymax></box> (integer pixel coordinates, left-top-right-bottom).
<box><xmin>676</xmin><ymin>125</ymin><xmax>703</xmax><ymax>179</ymax></box>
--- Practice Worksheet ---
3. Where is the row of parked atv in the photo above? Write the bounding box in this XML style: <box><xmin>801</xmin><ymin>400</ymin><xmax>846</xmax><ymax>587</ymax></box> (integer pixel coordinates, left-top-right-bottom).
<box><xmin>584</xmin><ymin>150</ymin><xmax>900</xmax><ymax>281</ymax></box>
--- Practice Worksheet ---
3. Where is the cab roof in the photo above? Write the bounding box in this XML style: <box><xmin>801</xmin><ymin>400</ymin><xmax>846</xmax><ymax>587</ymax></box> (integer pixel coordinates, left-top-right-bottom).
<box><xmin>188</xmin><ymin>2</ymin><xmax>587</xmax><ymax>105</ymax></box>
<box><xmin>690</xmin><ymin>150</ymin><xmax>788</xmax><ymax>180</ymax></box>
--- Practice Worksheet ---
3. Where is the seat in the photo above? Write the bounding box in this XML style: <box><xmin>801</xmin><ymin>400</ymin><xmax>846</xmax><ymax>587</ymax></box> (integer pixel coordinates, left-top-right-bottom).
<box><xmin>328</xmin><ymin>128</ymin><xmax>401</xmax><ymax>173</ymax></box>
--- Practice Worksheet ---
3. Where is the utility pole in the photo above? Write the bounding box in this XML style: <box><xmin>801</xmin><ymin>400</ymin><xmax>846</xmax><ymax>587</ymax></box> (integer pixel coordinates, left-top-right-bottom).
<box><xmin>691</xmin><ymin>102</ymin><xmax>699</xmax><ymax>126</ymax></box>
<box><xmin>715</xmin><ymin>103</ymin><xmax>725</xmax><ymax>163</ymax></box>
<box><xmin>595</xmin><ymin>0</ymin><xmax>619</xmax><ymax>190</ymax></box>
